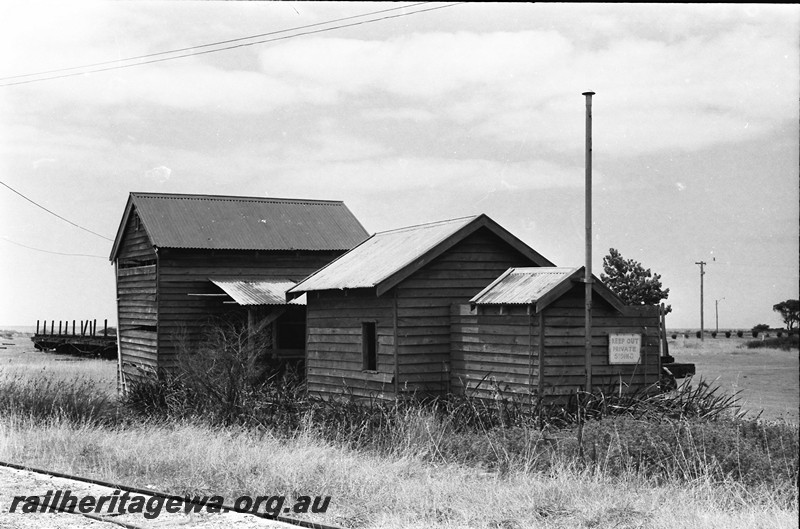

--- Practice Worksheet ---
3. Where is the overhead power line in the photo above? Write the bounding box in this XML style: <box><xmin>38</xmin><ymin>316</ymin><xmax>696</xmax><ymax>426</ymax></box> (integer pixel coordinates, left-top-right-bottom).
<box><xmin>0</xmin><ymin>237</ymin><xmax>106</xmax><ymax>259</ymax></box>
<box><xmin>0</xmin><ymin>2</ymin><xmax>462</xmax><ymax>87</ymax></box>
<box><xmin>0</xmin><ymin>2</ymin><xmax>430</xmax><ymax>81</ymax></box>
<box><xmin>0</xmin><ymin>181</ymin><xmax>113</xmax><ymax>241</ymax></box>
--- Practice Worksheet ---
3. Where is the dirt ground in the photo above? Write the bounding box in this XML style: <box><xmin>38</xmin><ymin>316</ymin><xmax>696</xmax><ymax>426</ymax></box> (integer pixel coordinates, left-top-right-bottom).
<box><xmin>668</xmin><ymin>336</ymin><xmax>799</xmax><ymax>423</ymax></box>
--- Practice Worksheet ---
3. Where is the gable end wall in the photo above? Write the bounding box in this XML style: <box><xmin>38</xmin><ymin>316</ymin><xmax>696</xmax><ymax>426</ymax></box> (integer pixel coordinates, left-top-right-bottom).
<box><xmin>395</xmin><ymin>227</ymin><xmax>543</xmax><ymax>395</ymax></box>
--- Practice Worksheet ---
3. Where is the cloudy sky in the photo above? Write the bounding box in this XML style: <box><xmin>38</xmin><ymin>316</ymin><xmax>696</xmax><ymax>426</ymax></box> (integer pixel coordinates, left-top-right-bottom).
<box><xmin>0</xmin><ymin>2</ymin><xmax>797</xmax><ymax>330</ymax></box>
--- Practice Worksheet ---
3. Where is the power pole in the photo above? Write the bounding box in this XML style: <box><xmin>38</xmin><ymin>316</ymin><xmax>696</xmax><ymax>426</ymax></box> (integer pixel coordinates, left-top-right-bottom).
<box><xmin>583</xmin><ymin>91</ymin><xmax>595</xmax><ymax>393</ymax></box>
<box><xmin>715</xmin><ymin>297</ymin><xmax>725</xmax><ymax>334</ymax></box>
<box><xmin>695</xmin><ymin>261</ymin><xmax>706</xmax><ymax>341</ymax></box>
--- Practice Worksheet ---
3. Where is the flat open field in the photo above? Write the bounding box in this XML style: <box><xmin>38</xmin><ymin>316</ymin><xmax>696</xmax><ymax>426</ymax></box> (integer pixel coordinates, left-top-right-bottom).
<box><xmin>668</xmin><ymin>335</ymin><xmax>799</xmax><ymax>423</ymax></box>
<box><xmin>0</xmin><ymin>331</ymin><xmax>117</xmax><ymax>394</ymax></box>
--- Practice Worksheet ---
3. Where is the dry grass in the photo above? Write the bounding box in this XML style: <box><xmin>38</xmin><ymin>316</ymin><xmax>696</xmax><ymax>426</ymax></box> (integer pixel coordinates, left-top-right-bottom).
<box><xmin>0</xmin><ymin>333</ymin><xmax>116</xmax><ymax>394</ymax></box>
<box><xmin>0</xmin><ymin>416</ymin><xmax>797</xmax><ymax>529</ymax></box>
<box><xmin>0</xmin><ymin>332</ymin><xmax>797</xmax><ymax>528</ymax></box>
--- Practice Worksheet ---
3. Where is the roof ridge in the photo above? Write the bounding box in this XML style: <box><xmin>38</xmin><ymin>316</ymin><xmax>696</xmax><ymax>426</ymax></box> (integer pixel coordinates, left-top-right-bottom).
<box><xmin>130</xmin><ymin>192</ymin><xmax>345</xmax><ymax>205</ymax></box>
<box><xmin>510</xmin><ymin>266</ymin><xmax>578</xmax><ymax>273</ymax></box>
<box><xmin>374</xmin><ymin>215</ymin><xmax>479</xmax><ymax>235</ymax></box>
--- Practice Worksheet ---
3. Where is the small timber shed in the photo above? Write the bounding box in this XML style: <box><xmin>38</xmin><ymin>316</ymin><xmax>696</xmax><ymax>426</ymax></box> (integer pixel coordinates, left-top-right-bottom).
<box><xmin>452</xmin><ymin>266</ymin><xmax>662</xmax><ymax>402</ymax></box>
<box><xmin>287</xmin><ymin>214</ymin><xmax>554</xmax><ymax>399</ymax></box>
<box><xmin>109</xmin><ymin>192</ymin><xmax>368</xmax><ymax>387</ymax></box>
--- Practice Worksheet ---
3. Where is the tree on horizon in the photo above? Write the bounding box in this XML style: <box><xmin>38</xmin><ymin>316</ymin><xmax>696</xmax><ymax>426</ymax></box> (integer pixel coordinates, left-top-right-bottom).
<box><xmin>600</xmin><ymin>248</ymin><xmax>671</xmax><ymax>313</ymax></box>
<box><xmin>772</xmin><ymin>299</ymin><xmax>799</xmax><ymax>330</ymax></box>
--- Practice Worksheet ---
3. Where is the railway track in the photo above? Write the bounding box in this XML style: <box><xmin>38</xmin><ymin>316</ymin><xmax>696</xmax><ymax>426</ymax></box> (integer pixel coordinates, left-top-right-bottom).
<box><xmin>0</xmin><ymin>461</ymin><xmax>343</xmax><ymax>529</ymax></box>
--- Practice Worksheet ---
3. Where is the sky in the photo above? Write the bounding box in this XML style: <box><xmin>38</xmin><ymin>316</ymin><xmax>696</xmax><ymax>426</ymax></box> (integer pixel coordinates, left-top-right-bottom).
<box><xmin>0</xmin><ymin>2</ymin><xmax>797</xmax><ymax>330</ymax></box>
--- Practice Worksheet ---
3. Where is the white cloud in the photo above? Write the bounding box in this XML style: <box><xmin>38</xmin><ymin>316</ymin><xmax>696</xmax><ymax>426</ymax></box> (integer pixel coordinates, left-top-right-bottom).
<box><xmin>145</xmin><ymin>165</ymin><xmax>172</xmax><ymax>183</ymax></box>
<box><xmin>255</xmin><ymin>26</ymin><xmax>796</xmax><ymax>155</ymax></box>
<box><xmin>32</xmin><ymin>158</ymin><xmax>57</xmax><ymax>169</ymax></box>
<box><xmin>257</xmin><ymin>156</ymin><xmax>592</xmax><ymax>198</ymax></box>
<box><xmin>361</xmin><ymin>107</ymin><xmax>436</xmax><ymax>122</ymax></box>
<box><xmin>4</xmin><ymin>5</ymin><xmax>795</xmax><ymax>159</ymax></box>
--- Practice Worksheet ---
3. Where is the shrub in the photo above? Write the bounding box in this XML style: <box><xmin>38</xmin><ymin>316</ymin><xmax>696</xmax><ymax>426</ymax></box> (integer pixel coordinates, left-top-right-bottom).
<box><xmin>725</xmin><ymin>331</ymin><xmax>731</xmax><ymax>338</ymax></box>
<box><xmin>752</xmin><ymin>331</ymin><xmax>759</xmax><ymax>338</ymax></box>
<box><xmin>671</xmin><ymin>334</ymin><xmax>677</xmax><ymax>339</ymax></box>
<box><xmin>695</xmin><ymin>331</ymin><xmax>701</xmax><ymax>339</ymax></box>
<box><xmin>745</xmin><ymin>335</ymin><xmax>799</xmax><ymax>351</ymax></box>
<box><xmin>777</xmin><ymin>331</ymin><xmax>783</xmax><ymax>338</ymax></box>
<box><xmin>737</xmin><ymin>330</ymin><xmax>743</xmax><ymax>338</ymax></box>
<box><xmin>124</xmin><ymin>317</ymin><xmax>308</xmax><ymax>429</ymax></box>
<box><xmin>683</xmin><ymin>333</ymin><xmax>689</xmax><ymax>339</ymax></box>
<box><xmin>711</xmin><ymin>331</ymin><xmax>717</xmax><ymax>338</ymax></box>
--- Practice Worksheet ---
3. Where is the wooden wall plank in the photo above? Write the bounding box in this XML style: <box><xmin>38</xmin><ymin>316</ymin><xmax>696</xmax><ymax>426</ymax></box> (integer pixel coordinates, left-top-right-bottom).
<box><xmin>392</xmin><ymin>228</ymin><xmax>542</xmax><ymax>396</ymax></box>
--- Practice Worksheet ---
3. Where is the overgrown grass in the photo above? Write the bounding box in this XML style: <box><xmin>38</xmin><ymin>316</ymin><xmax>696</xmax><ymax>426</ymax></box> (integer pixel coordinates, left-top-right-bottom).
<box><xmin>0</xmin><ymin>368</ymin><xmax>798</xmax><ymax>527</ymax></box>
<box><xmin>3</xmin><ymin>415</ymin><xmax>796</xmax><ymax>529</ymax></box>
<box><xmin>3</xmin><ymin>361</ymin><xmax>796</xmax><ymax>499</ymax></box>
<box><xmin>0</xmin><ymin>370</ymin><xmax>117</xmax><ymax>425</ymax></box>
<box><xmin>110</xmin><ymin>367</ymin><xmax>800</xmax><ymax>503</ymax></box>
<box><xmin>1</xmin><ymin>324</ymin><xmax>798</xmax><ymax>528</ymax></box>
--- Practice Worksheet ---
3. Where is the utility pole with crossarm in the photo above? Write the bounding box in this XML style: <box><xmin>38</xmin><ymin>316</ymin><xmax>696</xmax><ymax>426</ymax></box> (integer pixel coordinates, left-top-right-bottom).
<box><xmin>695</xmin><ymin>261</ymin><xmax>706</xmax><ymax>341</ymax></box>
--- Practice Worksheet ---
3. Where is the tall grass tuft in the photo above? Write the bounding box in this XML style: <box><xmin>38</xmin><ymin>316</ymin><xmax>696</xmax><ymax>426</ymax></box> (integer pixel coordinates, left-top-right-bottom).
<box><xmin>0</xmin><ymin>370</ymin><xmax>117</xmax><ymax>425</ymax></box>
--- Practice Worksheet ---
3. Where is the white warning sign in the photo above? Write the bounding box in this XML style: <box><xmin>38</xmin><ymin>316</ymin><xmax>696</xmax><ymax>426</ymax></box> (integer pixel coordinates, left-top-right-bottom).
<box><xmin>609</xmin><ymin>334</ymin><xmax>641</xmax><ymax>364</ymax></box>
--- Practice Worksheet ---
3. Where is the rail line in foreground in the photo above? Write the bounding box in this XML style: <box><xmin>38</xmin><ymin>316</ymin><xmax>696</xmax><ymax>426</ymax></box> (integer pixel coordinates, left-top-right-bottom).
<box><xmin>0</xmin><ymin>460</ymin><xmax>344</xmax><ymax>529</ymax></box>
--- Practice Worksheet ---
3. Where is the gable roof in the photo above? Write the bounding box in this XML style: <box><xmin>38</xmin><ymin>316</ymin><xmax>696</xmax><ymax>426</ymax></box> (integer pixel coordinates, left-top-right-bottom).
<box><xmin>110</xmin><ymin>192</ymin><xmax>368</xmax><ymax>260</ymax></box>
<box><xmin>470</xmin><ymin>266</ymin><xmax>625</xmax><ymax>313</ymax></box>
<box><xmin>288</xmin><ymin>214</ymin><xmax>554</xmax><ymax>298</ymax></box>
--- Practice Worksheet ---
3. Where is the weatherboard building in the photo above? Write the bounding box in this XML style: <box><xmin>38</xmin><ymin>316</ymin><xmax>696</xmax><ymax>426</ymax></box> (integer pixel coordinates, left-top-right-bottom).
<box><xmin>110</xmin><ymin>194</ymin><xmax>675</xmax><ymax>399</ymax></box>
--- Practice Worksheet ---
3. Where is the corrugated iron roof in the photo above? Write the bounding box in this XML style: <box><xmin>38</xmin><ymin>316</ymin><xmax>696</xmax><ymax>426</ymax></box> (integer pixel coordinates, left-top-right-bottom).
<box><xmin>210</xmin><ymin>278</ymin><xmax>306</xmax><ymax>306</ymax></box>
<box><xmin>470</xmin><ymin>266</ymin><xmax>625</xmax><ymax>313</ymax></box>
<box><xmin>470</xmin><ymin>267</ymin><xmax>578</xmax><ymax>305</ymax></box>
<box><xmin>289</xmin><ymin>216</ymin><xmax>479</xmax><ymax>293</ymax></box>
<box><xmin>113</xmin><ymin>193</ymin><xmax>368</xmax><ymax>255</ymax></box>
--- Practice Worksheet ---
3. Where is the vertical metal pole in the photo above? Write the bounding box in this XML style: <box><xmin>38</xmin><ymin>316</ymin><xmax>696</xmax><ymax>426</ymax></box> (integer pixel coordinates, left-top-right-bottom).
<box><xmin>695</xmin><ymin>261</ymin><xmax>706</xmax><ymax>341</ymax></box>
<box><xmin>583</xmin><ymin>91</ymin><xmax>595</xmax><ymax>393</ymax></box>
<box><xmin>393</xmin><ymin>290</ymin><xmax>399</xmax><ymax>399</ymax></box>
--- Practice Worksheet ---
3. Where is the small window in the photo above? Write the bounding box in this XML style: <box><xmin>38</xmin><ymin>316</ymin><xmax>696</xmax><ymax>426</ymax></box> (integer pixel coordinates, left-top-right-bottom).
<box><xmin>362</xmin><ymin>322</ymin><xmax>377</xmax><ymax>371</ymax></box>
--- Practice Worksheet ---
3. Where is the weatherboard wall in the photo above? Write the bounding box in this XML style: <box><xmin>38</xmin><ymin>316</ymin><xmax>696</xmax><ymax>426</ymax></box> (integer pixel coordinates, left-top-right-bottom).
<box><xmin>540</xmin><ymin>287</ymin><xmax>661</xmax><ymax>397</ymax></box>
<box><xmin>450</xmin><ymin>284</ymin><xmax>662</xmax><ymax>401</ymax></box>
<box><xmin>393</xmin><ymin>227</ymin><xmax>540</xmax><ymax>396</ymax></box>
<box><xmin>450</xmin><ymin>304</ymin><xmax>539</xmax><ymax>400</ymax></box>
<box><xmin>154</xmin><ymin>248</ymin><xmax>342</xmax><ymax>370</ymax></box>
<box><xmin>115</xmin><ymin>210</ymin><xmax>159</xmax><ymax>383</ymax></box>
<box><xmin>303</xmin><ymin>227</ymin><xmax>543</xmax><ymax>399</ymax></box>
<box><xmin>305</xmin><ymin>289</ymin><xmax>396</xmax><ymax>398</ymax></box>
